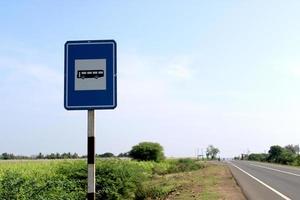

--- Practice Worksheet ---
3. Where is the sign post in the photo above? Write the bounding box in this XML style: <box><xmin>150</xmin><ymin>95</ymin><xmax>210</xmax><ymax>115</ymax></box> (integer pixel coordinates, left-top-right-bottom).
<box><xmin>87</xmin><ymin>110</ymin><xmax>95</xmax><ymax>199</ymax></box>
<box><xmin>64</xmin><ymin>40</ymin><xmax>117</xmax><ymax>200</ymax></box>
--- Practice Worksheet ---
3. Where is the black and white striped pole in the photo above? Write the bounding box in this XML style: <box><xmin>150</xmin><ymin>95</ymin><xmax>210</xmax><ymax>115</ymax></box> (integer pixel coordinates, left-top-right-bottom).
<box><xmin>87</xmin><ymin>110</ymin><xmax>95</xmax><ymax>200</ymax></box>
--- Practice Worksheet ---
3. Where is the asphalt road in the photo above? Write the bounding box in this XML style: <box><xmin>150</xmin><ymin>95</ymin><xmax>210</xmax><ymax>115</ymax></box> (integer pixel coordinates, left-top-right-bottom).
<box><xmin>227</xmin><ymin>160</ymin><xmax>300</xmax><ymax>200</ymax></box>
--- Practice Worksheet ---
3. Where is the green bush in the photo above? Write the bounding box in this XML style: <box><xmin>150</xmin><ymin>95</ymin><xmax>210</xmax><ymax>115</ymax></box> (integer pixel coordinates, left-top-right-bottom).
<box><xmin>135</xmin><ymin>182</ymin><xmax>176</xmax><ymax>200</ymax></box>
<box><xmin>129</xmin><ymin>142</ymin><xmax>165</xmax><ymax>162</ymax></box>
<box><xmin>292</xmin><ymin>155</ymin><xmax>300</xmax><ymax>166</ymax></box>
<box><xmin>277</xmin><ymin>149</ymin><xmax>296</xmax><ymax>165</ymax></box>
<box><xmin>95</xmin><ymin>160</ymin><xmax>148</xmax><ymax>200</ymax></box>
<box><xmin>0</xmin><ymin>168</ymin><xmax>85</xmax><ymax>200</ymax></box>
<box><xmin>167</xmin><ymin>158</ymin><xmax>204</xmax><ymax>173</ymax></box>
<box><xmin>248</xmin><ymin>153</ymin><xmax>268</xmax><ymax>162</ymax></box>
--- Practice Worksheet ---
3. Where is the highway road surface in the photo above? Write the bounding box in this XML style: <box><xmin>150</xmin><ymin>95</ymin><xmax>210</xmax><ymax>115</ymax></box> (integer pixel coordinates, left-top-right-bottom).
<box><xmin>228</xmin><ymin>160</ymin><xmax>300</xmax><ymax>200</ymax></box>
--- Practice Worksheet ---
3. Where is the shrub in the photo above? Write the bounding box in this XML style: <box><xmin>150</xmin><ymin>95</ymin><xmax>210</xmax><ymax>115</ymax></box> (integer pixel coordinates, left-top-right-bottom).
<box><xmin>292</xmin><ymin>155</ymin><xmax>300</xmax><ymax>166</ymax></box>
<box><xmin>129</xmin><ymin>142</ymin><xmax>165</xmax><ymax>162</ymax></box>
<box><xmin>135</xmin><ymin>182</ymin><xmax>176</xmax><ymax>200</ymax></box>
<box><xmin>167</xmin><ymin>158</ymin><xmax>204</xmax><ymax>173</ymax></box>
<box><xmin>95</xmin><ymin>160</ymin><xmax>148</xmax><ymax>200</ymax></box>
<box><xmin>277</xmin><ymin>149</ymin><xmax>296</xmax><ymax>165</ymax></box>
<box><xmin>97</xmin><ymin>152</ymin><xmax>115</xmax><ymax>158</ymax></box>
<box><xmin>0</xmin><ymin>168</ymin><xmax>85</xmax><ymax>200</ymax></box>
<box><xmin>248</xmin><ymin>153</ymin><xmax>268</xmax><ymax>162</ymax></box>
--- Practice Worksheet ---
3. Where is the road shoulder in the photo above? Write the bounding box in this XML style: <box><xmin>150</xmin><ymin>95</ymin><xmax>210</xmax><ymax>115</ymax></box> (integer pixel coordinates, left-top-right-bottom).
<box><xmin>166</xmin><ymin>162</ymin><xmax>246</xmax><ymax>200</ymax></box>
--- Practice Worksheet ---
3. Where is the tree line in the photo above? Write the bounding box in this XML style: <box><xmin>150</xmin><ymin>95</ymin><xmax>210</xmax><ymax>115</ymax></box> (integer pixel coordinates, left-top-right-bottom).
<box><xmin>0</xmin><ymin>152</ymin><xmax>131</xmax><ymax>160</ymax></box>
<box><xmin>237</xmin><ymin>144</ymin><xmax>300</xmax><ymax>166</ymax></box>
<box><xmin>0</xmin><ymin>142</ymin><xmax>221</xmax><ymax>161</ymax></box>
<box><xmin>0</xmin><ymin>152</ymin><xmax>80</xmax><ymax>160</ymax></box>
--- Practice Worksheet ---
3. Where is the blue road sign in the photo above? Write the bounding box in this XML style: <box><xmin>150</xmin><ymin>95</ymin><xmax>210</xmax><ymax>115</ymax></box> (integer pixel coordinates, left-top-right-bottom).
<box><xmin>64</xmin><ymin>40</ymin><xmax>117</xmax><ymax>110</ymax></box>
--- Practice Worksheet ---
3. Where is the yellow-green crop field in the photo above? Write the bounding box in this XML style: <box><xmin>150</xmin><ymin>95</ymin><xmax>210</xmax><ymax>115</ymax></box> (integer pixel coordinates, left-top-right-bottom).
<box><xmin>0</xmin><ymin>158</ymin><xmax>203</xmax><ymax>200</ymax></box>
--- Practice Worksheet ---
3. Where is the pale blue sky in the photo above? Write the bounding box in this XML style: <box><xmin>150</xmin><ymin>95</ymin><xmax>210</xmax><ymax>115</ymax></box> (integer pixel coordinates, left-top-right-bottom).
<box><xmin>1</xmin><ymin>1</ymin><xmax>300</xmax><ymax>157</ymax></box>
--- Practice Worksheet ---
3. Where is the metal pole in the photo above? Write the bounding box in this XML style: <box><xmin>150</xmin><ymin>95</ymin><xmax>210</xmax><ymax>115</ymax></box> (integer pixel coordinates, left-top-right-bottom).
<box><xmin>87</xmin><ymin>110</ymin><xmax>95</xmax><ymax>200</ymax></box>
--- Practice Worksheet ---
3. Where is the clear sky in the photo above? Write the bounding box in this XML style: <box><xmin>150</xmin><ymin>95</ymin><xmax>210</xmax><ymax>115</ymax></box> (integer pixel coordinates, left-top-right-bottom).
<box><xmin>1</xmin><ymin>1</ymin><xmax>300</xmax><ymax>158</ymax></box>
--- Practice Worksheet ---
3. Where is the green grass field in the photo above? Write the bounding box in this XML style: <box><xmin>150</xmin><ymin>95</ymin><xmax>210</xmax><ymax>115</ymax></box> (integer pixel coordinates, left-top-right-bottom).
<box><xmin>0</xmin><ymin>158</ymin><xmax>204</xmax><ymax>200</ymax></box>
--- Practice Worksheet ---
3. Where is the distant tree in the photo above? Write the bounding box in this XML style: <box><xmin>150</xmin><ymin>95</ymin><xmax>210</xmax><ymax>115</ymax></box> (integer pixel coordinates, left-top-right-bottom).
<box><xmin>2</xmin><ymin>153</ymin><xmax>9</xmax><ymax>160</ymax></box>
<box><xmin>97</xmin><ymin>152</ymin><xmax>115</xmax><ymax>158</ymax></box>
<box><xmin>268</xmin><ymin>145</ymin><xmax>283</xmax><ymax>163</ymax></box>
<box><xmin>206</xmin><ymin>152</ymin><xmax>209</xmax><ymax>159</ymax></box>
<box><xmin>284</xmin><ymin>144</ymin><xmax>299</xmax><ymax>154</ymax></box>
<box><xmin>129</xmin><ymin>142</ymin><xmax>165</xmax><ymax>162</ymax></box>
<box><xmin>248</xmin><ymin>153</ymin><xmax>268</xmax><ymax>162</ymax></box>
<box><xmin>37</xmin><ymin>152</ymin><xmax>44</xmax><ymax>159</ymax></box>
<box><xmin>47</xmin><ymin>153</ymin><xmax>56</xmax><ymax>159</ymax></box>
<box><xmin>118</xmin><ymin>152</ymin><xmax>129</xmax><ymax>157</ymax></box>
<box><xmin>1</xmin><ymin>153</ymin><xmax>15</xmax><ymax>160</ymax></box>
<box><xmin>72</xmin><ymin>153</ymin><xmax>79</xmax><ymax>159</ymax></box>
<box><xmin>206</xmin><ymin>145</ymin><xmax>220</xmax><ymax>160</ymax></box>
<box><xmin>61</xmin><ymin>153</ymin><xmax>68</xmax><ymax>159</ymax></box>
<box><xmin>278</xmin><ymin>149</ymin><xmax>295</xmax><ymax>164</ymax></box>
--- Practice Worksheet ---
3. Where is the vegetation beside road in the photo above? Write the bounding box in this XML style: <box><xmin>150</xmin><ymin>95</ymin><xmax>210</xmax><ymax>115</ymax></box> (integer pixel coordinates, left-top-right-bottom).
<box><xmin>0</xmin><ymin>142</ymin><xmax>233</xmax><ymax>199</ymax></box>
<box><xmin>0</xmin><ymin>159</ymin><xmax>246</xmax><ymax>200</ymax></box>
<box><xmin>239</xmin><ymin>144</ymin><xmax>300</xmax><ymax>166</ymax></box>
<box><xmin>0</xmin><ymin>142</ymin><xmax>208</xmax><ymax>199</ymax></box>
<box><xmin>0</xmin><ymin>158</ymin><xmax>204</xmax><ymax>200</ymax></box>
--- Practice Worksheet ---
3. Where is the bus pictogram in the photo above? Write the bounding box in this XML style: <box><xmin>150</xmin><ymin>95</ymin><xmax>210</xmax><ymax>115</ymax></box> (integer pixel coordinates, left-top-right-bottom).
<box><xmin>77</xmin><ymin>70</ymin><xmax>104</xmax><ymax>79</ymax></box>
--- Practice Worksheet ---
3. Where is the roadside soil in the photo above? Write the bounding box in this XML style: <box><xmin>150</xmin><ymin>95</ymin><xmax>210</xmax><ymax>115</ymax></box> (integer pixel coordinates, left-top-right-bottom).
<box><xmin>166</xmin><ymin>162</ymin><xmax>246</xmax><ymax>200</ymax></box>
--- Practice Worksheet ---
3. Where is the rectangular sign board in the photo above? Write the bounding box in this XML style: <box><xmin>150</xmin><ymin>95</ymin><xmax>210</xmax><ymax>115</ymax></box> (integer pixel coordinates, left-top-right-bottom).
<box><xmin>64</xmin><ymin>40</ymin><xmax>117</xmax><ymax>110</ymax></box>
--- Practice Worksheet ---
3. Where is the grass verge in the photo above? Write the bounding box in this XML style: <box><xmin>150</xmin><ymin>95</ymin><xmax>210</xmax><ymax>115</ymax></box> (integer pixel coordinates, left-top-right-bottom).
<box><xmin>151</xmin><ymin>162</ymin><xmax>245</xmax><ymax>200</ymax></box>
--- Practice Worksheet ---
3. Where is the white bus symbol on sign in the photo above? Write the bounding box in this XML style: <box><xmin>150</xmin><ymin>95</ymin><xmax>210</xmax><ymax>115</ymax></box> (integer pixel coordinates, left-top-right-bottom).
<box><xmin>77</xmin><ymin>70</ymin><xmax>104</xmax><ymax>79</ymax></box>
